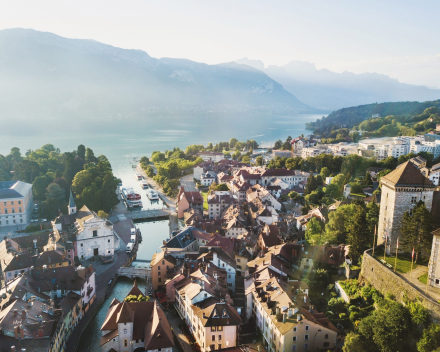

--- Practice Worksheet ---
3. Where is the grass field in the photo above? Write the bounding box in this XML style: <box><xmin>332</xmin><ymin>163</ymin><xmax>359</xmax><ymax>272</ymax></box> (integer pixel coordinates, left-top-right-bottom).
<box><xmin>373</xmin><ymin>248</ymin><xmax>417</xmax><ymax>274</ymax></box>
<box><xmin>201</xmin><ymin>191</ymin><xmax>208</xmax><ymax>210</ymax></box>
<box><xmin>418</xmin><ymin>273</ymin><xmax>428</xmax><ymax>284</ymax></box>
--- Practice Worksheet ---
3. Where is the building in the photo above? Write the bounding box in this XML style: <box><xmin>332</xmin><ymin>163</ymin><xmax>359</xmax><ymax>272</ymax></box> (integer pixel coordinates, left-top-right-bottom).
<box><xmin>0</xmin><ymin>180</ymin><xmax>33</xmax><ymax>228</ymax></box>
<box><xmin>177</xmin><ymin>187</ymin><xmax>204</xmax><ymax>218</ymax></box>
<box><xmin>53</xmin><ymin>193</ymin><xmax>119</xmax><ymax>260</ymax></box>
<box><xmin>377</xmin><ymin>161</ymin><xmax>436</xmax><ymax>253</ymax></box>
<box><xmin>272</xmin><ymin>150</ymin><xmax>292</xmax><ymax>158</ymax></box>
<box><xmin>191</xmin><ymin>300</ymin><xmax>242</xmax><ymax>352</ymax></box>
<box><xmin>207</xmin><ymin>193</ymin><xmax>237</xmax><ymax>219</ymax></box>
<box><xmin>162</xmin><ymin>227</ymin><xmax>213</xmax><ymax>253</ymax></box>
<box><xmin>201</xmin><ymin>171</ymin><xmax>217</xmax><ymax>186</ymax></box>
<box><xmin>150</xmin><ymin>250</ymin><xmax>177</xmax><ymax>290</ymax></box>
<box><xmin>100</xmin><ymin>282</ymin><xmax>174</xmax><ymax>352</ymax></box>
<box><xmin>260</xmin><ymin>169</ymin><xmax>298</xmax><ymax>187</ymax></box>
<box><xmin>252</xmin><ymin>276</ymin><xmax>338</xmax><ymax>352</ymax></box>
<box><xmin>301</xmin><ymin>147</ymin><xmax>330</xmax><ymax>159</ymax></box>
<box><xmin>198</xmin><ymin>151</ymin><xmax>225</xmax><ymax>162</ymax></box>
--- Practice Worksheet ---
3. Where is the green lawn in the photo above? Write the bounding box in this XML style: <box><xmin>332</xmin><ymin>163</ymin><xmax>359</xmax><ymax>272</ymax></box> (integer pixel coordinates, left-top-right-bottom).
<box><xmin>201</xmin><ymin>191</ymin><xmax>208</xmax><ymax>210</ymax></box>
<box><xmin>418</xmin><ymin>273</ymin><xmax>428</xmax><ymax>284</ymax></box>
<box><xmin>373</xmin><ymin>249</ymin><xmax>417</xmax><ymax>274</ymax></box>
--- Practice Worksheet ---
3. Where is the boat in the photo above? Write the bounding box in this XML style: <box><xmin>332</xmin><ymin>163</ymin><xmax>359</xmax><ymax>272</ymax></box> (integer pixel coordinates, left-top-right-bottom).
<box><xmin>126</xmin><ymin>242</ymin><xmax>134</xmax><ymax>253</ymax></box>
<box><xmin>140</xmin><ymin>180</ymin><xmax>149</xmax><ymax>189</ymax></box>
<box><xmin>121</xmin><ymin>187</ymin><xmax>143</xmax><ymax>207</ymax></box>
<box><xmin>134</xmin><ymin>173</ymin><xmax>142</xmax><ymax>181</ymax></box>
<box><xmin>146</xmin><ymin>189</ymin><xmax>160</xmax><ymax>200</ymax></box>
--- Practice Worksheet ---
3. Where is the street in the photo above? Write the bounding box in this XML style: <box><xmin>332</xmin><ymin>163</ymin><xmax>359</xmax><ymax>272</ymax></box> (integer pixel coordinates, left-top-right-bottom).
<box><xmin>180</xmin><ymin>174</ymin><xmax>198</xmax><ymax>192</ymax></box>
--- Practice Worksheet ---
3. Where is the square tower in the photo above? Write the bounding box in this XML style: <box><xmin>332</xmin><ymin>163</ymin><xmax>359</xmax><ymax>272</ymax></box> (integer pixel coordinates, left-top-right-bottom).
<box><xmin>377</xmin><ymin>161</ymin><xmax>436</xmax><ymax>253</ymax></box>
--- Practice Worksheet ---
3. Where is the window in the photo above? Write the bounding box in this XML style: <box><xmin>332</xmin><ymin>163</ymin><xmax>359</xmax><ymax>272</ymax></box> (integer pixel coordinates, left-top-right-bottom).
<box><xmin>325</xmin><ymin>334</ymin><xmax>328</xmax><ymax>339</ymax></box>
<box><xmin>292</xmin><ymin>346</ymin><xmax>296</xmax><ymax>352</ymax></box>
<box><xmin>218</xmin><ymin>345</ymin><xmax>221</xmax><ymax>350</ymax></box>
<box><xmin>323</xmin><ymin>342</ymin><xmax>329</xmax><ymax>348</ymax></box>
<box><xmin>162</xmin><ymin>260</ymin><xmax>165</xmax><ymax>264</ymax></box>
<box><xmin>212</xmin><ymin>335</ymin><xmax>216</xmax><ymax>341</ymax></box>
<box><xmin>124</xmin><ymin>340</ymin><xmax>128</xmax><ymax>347</ymax></box>
<box><xmin>211</xmin><ymin>327</ymin><xmax>217</xmax><ymax>332</ymax></box>
<box><xmin>436</xmin><ymin>279</ymin><xmax>440</xmax><ymax>285</ymax></box>
<box><xmin>158</xmin><ymin>278</ymin><xmax>161</xmax><ymax>283</ymax></box>
<box><xmin>3</xmin><ymin>202</ymin><xmax>6</xmax><ymax>206</ymax></box>
<box><xmin>293</xmin><ymin>327</ymin><xmax>297</xmax><ymax>332</ymax></box>
<box><xmin>18</xmin><ymin>208</ymin><xmax>22</xmax><ymax>213</ymax></box>
<box><xmin>11</xmin><ymin>201</ymin><xmax>14</xmax><ymax>205</ymax></box>
<box><xmin>18</xmin><ymin>201</ymin><xmax>21</xmax><ymax>204</ymax></box>
<box><xmin>108</xmin><ymin>239</ymin><xmax>110</xmax><ymax>243</ymax></box>
<box><xmin>292</xmin><ymin>337</ymin><xmax>296</xmax><ymax>342</ymax></box>
<box><xmin>93</xmin><ymin>230</ymin><xmax>97</xmax><ymax>237</ymax></box>
<box><xmin>218</xmin><ymin>335</ymin><xmax>222</xmax><ymax>341</ymax></box>
<box><xmin>217</xmin><ymin>326</ymin><xmax>223</xmax><ymax>331</ymax></box>
<box><xmin>81</xmin><ymin>243</ymin><xmax>83</xmax><ymax>247</ymax></box>
<box><xmin>158</xmin><ymin>272</ymin><xmax>161</xmax><ymax>276</ymax></box>
<box><xmin>304</xmin><ymin>344</ymin><xmax>308</xmax><ymax>351</ymax></box>
<box><xmin>158</xmin><ymin>266</ymin><xmax>161</xmax><ymax>270</ymax></box>
<box><xmin>12</xmin><ymin>209</ymin><xmax>15</xmax><ymax>214</ymax></box>
<box><xmin>305</xmin><ymin>325</ymin><xmax>309</xmax><ymax>331</ymax></box>
<box><xmin>305</xmin><ymin>335</ymin><xmax>309</xmax><ymax>340</ymax></box>
<box><xmin>210</xmin><ymin>345</ymin><xmax>215</xmax><ymax>351</ymax></box>
<box><xmin>4</xmin><ymin>209</ymin><xmax>7</xmax><ymax>214</ymax></box>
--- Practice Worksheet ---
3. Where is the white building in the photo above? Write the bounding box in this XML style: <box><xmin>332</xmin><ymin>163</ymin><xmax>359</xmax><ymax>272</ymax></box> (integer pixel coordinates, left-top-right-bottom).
<box><xmin>201</xmin><ymin>171</ymin><xmax>217</xmax><ymax>186</ymax></box>
<box><xmin>428</xmin><ymin>229</ymin><xmax>440</xmax><ymax>289</ymax></box>
<box><xmin>301</xmin><ymin>147</ymin><xmax>331</xmax><ymax>159</ymax></box>
<box><xmin>211</xmin><ymin>250</ymin><xmax>236</xmax><ymax>291</ymax></box>
<box><xmin>53</xmin><ymin>192</ymin><xmax>119</xmax><ymax>260</ymax></box>
<box><xmin>197</xmin><ymin>151</ymin><xmax>225</xmax><ymax>162</ymax></box>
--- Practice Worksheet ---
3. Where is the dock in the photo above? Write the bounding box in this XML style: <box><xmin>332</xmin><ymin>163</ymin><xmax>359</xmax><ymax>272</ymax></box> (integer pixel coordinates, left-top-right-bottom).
<box><xmin>109</xmin><ymin>208</ymin><xmax>171</xmax><ymax>223</ymax></box>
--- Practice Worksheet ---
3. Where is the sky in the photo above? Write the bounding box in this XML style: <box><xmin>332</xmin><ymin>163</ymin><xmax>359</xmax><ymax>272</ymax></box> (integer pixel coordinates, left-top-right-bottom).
<box><xmin>1</xmin><ymin>0</ymin><xmax>440</xmax><ymax>88</ymax></box>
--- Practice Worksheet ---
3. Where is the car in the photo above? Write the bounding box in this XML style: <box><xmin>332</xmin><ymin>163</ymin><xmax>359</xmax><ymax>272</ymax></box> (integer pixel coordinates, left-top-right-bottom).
<box><xmin>30</xmin><ymin>219</ymin><xmax>39</xmax><ymax>223</ymax></box>
<box><xmin>34</xmin><ymin>203</ymin><xmax>39</xmax><ymax>209</ymax></box>
<box><xmin>40</xmin><ymin>218</ymin><xmax>47</xmax><ymax>222</ymax></box>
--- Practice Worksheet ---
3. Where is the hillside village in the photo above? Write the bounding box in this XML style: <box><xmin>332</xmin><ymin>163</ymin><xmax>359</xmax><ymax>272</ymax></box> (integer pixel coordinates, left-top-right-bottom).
<box><xmin>2</xmin><ymin>138</ymin><xmax>440</xmax><ymax>352</ymax></box>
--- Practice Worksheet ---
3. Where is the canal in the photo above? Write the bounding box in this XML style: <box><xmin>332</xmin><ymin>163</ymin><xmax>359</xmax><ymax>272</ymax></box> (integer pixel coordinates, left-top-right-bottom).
<box><xmin>77</xmin><ymin>157</ymin><xmax>175</xmax><ymax>351</ymax></box>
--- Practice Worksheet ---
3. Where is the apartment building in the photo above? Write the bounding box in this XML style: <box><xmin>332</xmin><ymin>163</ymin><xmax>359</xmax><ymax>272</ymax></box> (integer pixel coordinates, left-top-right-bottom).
<box><xmin>0</xmin><ymin>181</ymin><xmax>33</xmax><ymax>228</ymax></box>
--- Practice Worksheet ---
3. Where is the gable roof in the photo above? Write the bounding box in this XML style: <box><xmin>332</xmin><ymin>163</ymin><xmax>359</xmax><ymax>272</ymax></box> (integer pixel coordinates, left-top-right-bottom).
<box><xmin>382</xmin><ymin>161</ymin><xmax>435</xmax><ymax>187</ymax></box>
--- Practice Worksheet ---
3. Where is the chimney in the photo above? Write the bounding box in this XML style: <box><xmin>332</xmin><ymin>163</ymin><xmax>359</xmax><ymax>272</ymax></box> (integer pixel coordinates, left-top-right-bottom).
<box><xmin>297</xmin><ymin>314</ymin><xmax>301</xmax><ymax>321</ymax></box>
<box><xmin>282</xmin><ymin>313</ymin><xmax>286</xmax><ymax>323</ymax></box>
<box><xmin>19</xmin><ymin>325</ymin><xmax>24</xmax><ymax>339</ymax></box>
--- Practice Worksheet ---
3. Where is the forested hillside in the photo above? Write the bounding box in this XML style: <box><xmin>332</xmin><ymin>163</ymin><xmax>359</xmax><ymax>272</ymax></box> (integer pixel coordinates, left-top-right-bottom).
<box><xmin>307</xmin><ymin>100</ymin><xmax>440</xmax><ymax>142</ymax></box>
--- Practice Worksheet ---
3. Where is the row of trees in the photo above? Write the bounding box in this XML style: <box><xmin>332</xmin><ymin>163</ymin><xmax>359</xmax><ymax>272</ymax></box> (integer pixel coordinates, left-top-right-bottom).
<box><xmin>0</xmin><ymin>144</ymin><xmax>120</xmax><ymax>220</ymax></box>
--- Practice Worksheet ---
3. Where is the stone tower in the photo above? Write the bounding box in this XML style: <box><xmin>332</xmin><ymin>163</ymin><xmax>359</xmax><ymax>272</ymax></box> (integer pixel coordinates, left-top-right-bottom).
<box><xmin>68</xmin><ymin>190</ymin><xmax>77</xmax><ymax>215</ymax></box>
<box><xmin>377</xmin><ymin>161</ymin><xmax>436</xmax><ymax>253</ymax></box>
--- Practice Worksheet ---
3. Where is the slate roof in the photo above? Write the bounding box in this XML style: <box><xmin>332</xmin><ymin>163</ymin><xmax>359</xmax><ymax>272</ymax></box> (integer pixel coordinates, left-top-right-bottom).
<box><xmin>382</xmin><ymin>161</ymin><xmax>435</xmax><ymax>187</ymax></box>
<box><xmin>261</xmin><ymin>169</ymin><xmax>296</xmax><ymax>177</ymax></box>
<box><xmin>164</xmin><ymin>227</ymin><xmax>210</xmax><ymax>249</ymax></box>
<box><xmin>0</xmin><ymin>181</ymin><xmax>32</xmax><ymax>199</ymax></box>
<box><xmin>193</xmin><ymin>301</ymin><xmax>242</xmax><ymax>327</ymax></box>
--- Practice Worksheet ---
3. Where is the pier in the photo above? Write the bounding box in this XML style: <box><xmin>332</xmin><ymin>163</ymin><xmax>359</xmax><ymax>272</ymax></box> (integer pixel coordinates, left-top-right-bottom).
<box><xmin>109</xmin><ymin>208</ymin><xmax>171</xmax><ymax>223</ymax></box>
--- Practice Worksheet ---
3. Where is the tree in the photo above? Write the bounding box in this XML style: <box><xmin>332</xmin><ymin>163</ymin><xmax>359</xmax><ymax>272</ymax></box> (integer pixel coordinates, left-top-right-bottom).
<box><xmin>417</xmin><ymin>324</ymin><xmax>440</xmax><ymax>352</ymax></box>
<box><xmin>363</xmin><ymin>171</ymin><xmax>373</xmax><ymax>186</ymax></box>
<box><xmin>33</xmin><ymin>175</ymin><xmax>54</xmax><ymax>200</ymax></box>
<box><xmin>273</xmin><ymin>140</ymin><xmax>283</xmax><ymax>150</ymax></box>
<box><xmin>46</xmin><ymin>183</ymin><xmax>65</xmax><ymax>203</ymax></box>
<box><xmin>347</xmin><ymin>205</ymin><xmax>371</xmax><ymax>260</ymax></box>
<box><xmin>229</xmin><ymin>138</ymin><xmax>238</xmax><ymax>148</ymax></box>
<box><xmin>325</xmin><ymin>204</ymin><xmax>356</xmax><ymax>244</ymax></box>
<box><xmin>97</xmin><ymin>210</ymin><xmax>108</xmax><ymax>218</ymax></box>
<box><xmin>242</xmin><ymin>155</ymin><xmax>250</xmax><ymax>164</ymax></box>
<box><xmin>357</xmin><ymin>301</ymin><xmax>412</xmax><ymax>352</ymax></box>
<box><xmin>320</xmin><ymin>167</ymin><xmax>331</xmax><ymax>179</ymax></box>
<box><xmin>77</xmin><ymin>145</ymin><xmax>86</xmax><ymax>159</ymax></box>
<box><xmin>400</xmin><ymin>201</ymin><xmax>432</xmax><ymax>263</ymax></box>
<box><xmin>305</xmin><ymin>174</ymin><xmax>318</xmax><ymax>195</ymax></box>
<box><xmin>256</xmin><ymin>156</ymin><xmax>263</xmax><ymax>166</ymax></box>
<box><xmin>288</xmin><ymin>191</ymin><xmax>299</xmax><ymax>200</ymax></box>
<box><xmin>209</xmin><ymin>182</ymin><xmax>219</xmax><ymax>192</ymax></box>
<box><xmin>366</xmin><ymin>201</ymin><xmax>379</xmax><ymax>234</ymax></box>
<box><xmin>72</xmin><ymin>170</ymin><xmax>92</xmax><ymax>195</ymax></box>
<box><xmin>85</xmin><ymin>148</ymin><xmax>97</xmax><ymax>163</ymax></box>
<box><xmin>216</xmin><ymin>183</ymin><xmax>229</xmax><ymax>191</ymax></box>
<box><xmin>342</xmin><ymin>332</ymin><xmax>369</xmax><ymax>352</ymax></box>
<box><xmin>305</xmin><ymin>217</ymin><xmax>324</xmax><ymax>245</ymax></box>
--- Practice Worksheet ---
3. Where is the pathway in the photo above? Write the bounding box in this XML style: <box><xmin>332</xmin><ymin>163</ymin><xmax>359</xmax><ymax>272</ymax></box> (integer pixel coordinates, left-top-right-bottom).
<box><xmin>402</xmin><ymin>265</ymin><xmax>440</xmax><ymax>302</ymax></box>
<box><xmin>180</xmin><ymin>174</ymin><xmax>198</xmax><ymax>192</ymax></box>
<box><xmin>167</xmin><ymin>306</ymin><xmax>194</xmax><ymax>352</ymax></box>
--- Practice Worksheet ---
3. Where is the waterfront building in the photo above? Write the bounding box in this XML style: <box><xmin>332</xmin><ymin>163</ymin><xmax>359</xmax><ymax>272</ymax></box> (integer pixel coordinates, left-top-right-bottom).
<box><xmin>100</xmin><ymin>282</ymin><xmax>174</xmax><ymax>352</ymax></box>
<box><xmin>0</xmin><ymin>180</ymin><xmax>33</xmax><ymax>228</ymax></box>
<box><xmin>177</xmin><ymin>187</ymin><xmax>204</xmax><ymax>218</ymax></box>
<box><xmin>52</xmin><ymin>192</ymin><xmax>119</xmax><ymax>260</ymax></box>
<box><xmin>149</xmin><ymin>250</ymin><xmax>177</xmax><ymax>290</ymax></box>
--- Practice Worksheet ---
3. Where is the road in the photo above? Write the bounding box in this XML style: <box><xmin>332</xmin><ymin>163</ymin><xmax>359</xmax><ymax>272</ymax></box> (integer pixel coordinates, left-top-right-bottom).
<box><xmin>180</xmin><ymin>174</ymin><xmax>198</xmax><ymax>192</ymax></box>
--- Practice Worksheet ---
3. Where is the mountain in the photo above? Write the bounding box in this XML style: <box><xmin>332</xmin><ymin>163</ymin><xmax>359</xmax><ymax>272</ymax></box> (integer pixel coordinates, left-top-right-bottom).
<box><xmin>0</xmin><ymin>28</ymin><xmax>317</xmax><ymax>126</ymax></box>
<box><xmin>235</xmin><ymin>58</ymin><xmax>440</xmax><ymax>111</ymax></box>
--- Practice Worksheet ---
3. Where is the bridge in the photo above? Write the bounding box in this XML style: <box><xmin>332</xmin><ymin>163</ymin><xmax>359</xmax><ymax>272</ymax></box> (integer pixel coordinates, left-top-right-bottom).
<box><xmin>118</xmin><ymin>267</ymin><xmax>151</xmax><ymax>280</ymax></box>
<box><xmin>109</xmin><ymin>208</ymin><xmax>171</xmax><ymax>223</ymax></box>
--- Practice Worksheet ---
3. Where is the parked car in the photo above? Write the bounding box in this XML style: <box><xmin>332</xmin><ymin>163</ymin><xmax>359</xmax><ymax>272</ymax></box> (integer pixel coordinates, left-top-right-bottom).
<box><xmin>40</xmin><ymin>218</ymin><xmax>47</xmax><ymax>222</ymax></box>
<box><xmin>30</xmin><ymin>219</ymin><xmax>39</xmax><ymax>223</ymax></box>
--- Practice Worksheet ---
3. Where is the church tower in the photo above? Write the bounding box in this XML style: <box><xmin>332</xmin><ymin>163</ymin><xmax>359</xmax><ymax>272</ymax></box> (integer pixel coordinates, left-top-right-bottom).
<box><xmin>68</xmin><ymin>190</ymin><xmax>77</xmax><ymax>215</ymax></box>
<box><xmin>377</xmin><ymin>161</ymin><xmax>436</xmax><ymax>253</ymax></box>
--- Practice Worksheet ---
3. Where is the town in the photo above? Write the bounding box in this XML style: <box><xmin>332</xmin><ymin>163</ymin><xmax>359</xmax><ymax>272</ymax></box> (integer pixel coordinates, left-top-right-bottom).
<box><xmin>1</xmin><ymin>133</ymin><xmax>440</xmax><ymax>352</ymax></box>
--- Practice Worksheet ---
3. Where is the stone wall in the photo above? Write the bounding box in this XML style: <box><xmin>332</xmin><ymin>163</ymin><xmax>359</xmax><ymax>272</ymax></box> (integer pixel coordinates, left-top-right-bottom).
<box><xmin>361</xmin><ymin>247</ymin><xmax>440</xmax><ymax>322</ymax></box>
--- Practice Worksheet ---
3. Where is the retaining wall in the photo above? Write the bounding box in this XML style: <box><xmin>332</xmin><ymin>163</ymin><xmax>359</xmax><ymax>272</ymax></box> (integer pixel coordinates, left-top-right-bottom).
<box><xmin>361</xmin><ymin>247</ymin><xmax>440</xmax><ymax>321</ymax></box>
